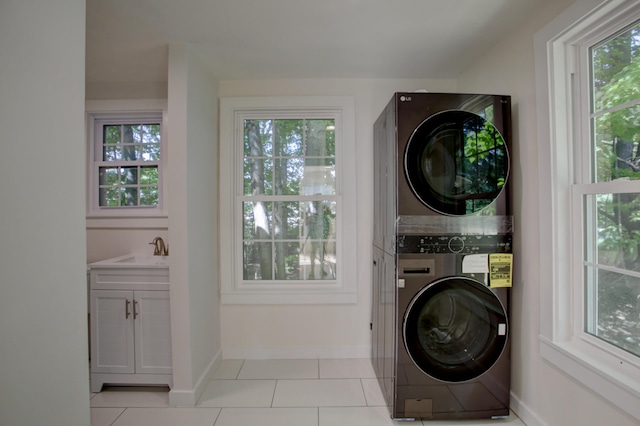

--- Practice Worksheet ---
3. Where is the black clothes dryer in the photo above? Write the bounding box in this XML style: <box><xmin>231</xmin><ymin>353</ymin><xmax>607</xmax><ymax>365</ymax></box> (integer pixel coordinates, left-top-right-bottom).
<box><xmin>373</xmin><ymin>92</ymin><xmax>512</xmax><ymax>221</ymax></box>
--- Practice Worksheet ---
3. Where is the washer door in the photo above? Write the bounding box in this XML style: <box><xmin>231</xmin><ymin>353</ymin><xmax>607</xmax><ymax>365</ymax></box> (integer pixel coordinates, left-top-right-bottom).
<box><xmin>404</xmin><ymin>110</ymin><xmax>509</xmax><ymax>215</ymax></box>
<box><xmin>403</xmin><ymin>277</ymin><xmax>508</xmax><ymax>383</ymax></box>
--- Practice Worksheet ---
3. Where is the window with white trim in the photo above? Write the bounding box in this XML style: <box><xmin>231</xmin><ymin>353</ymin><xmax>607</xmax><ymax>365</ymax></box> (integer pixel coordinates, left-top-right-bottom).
<box><xmin>95</xmin><ymin>117</ymin><xmax>161</xmax><ymax>208</ymax></box>
<box><xmin>581</xmin><ymin>17</ymin><xmax>640</xmax><ymax>360</ymax></box>
<box><xmin>536</xmin><ymin>0</ymin><xmax>640</xmax><ymax>420</ymax></box>
<box><xmin>219</xmin><ymin>96</ymin><xmax>357</xmax><ymax>304</ymax></box>
<box><xmin>86</xmin><ymin>102</ymin><xmax>167</xmax><ymax>220</ymax></box>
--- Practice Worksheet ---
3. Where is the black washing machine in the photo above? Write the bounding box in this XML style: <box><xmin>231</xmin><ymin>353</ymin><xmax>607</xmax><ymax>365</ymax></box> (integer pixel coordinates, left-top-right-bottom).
<box><xmin>372</xmin><ymin>231</ymin><xmax>513</xmax><ymax>421</ymax></box>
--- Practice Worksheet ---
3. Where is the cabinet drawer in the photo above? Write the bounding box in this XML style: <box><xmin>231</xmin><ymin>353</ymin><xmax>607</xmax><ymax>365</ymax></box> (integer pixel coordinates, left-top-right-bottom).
<box><xmin>91</xmin><ymin>268</ymin><xmax>169</xmax><ymax>291</ymax></box>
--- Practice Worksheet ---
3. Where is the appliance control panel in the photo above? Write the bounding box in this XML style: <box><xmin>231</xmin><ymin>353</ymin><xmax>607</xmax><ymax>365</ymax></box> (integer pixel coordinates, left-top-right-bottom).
<box><xmin>396</xmin><ymin>234</ymin><xmax>512</xmax><ymax>254</ymax></box>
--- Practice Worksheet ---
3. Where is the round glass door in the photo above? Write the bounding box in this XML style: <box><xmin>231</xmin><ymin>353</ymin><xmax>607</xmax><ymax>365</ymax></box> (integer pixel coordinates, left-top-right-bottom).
<box><xmin>404</xmin><ymin>110</ymin><xmax>509</xmax><ymax>215</ymax></box>
<box><xmin>403</xmin><ymin>277</ymin><xmax>508</xmax><ymax>383</ymax></box>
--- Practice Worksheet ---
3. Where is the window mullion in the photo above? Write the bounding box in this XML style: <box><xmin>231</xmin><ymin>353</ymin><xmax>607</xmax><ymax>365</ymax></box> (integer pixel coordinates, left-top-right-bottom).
<box><xmin>574</xmin><ymin>42</ymin><xmax>592</xmax><ymax>185</ymax></box>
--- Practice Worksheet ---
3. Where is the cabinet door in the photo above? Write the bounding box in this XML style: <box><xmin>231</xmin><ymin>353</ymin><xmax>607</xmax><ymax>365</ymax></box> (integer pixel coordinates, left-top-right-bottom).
<box><xmin>382</xmin><ymin>251</ymin><xmax>396</xmax><ymax>406</ymax></box>
<box><xmin>134</xmin><ymin>290</ymin><xmax>172</xmax><ymax>374</ymax></box>
<box><xmin>371</xmin><ymin>247</ymin><xmax>384</xmax><ymax>379</ymax></box>
<box><xmin>91</xmin><ymin>290</ymin><xmax>135</xmax><ymax>374</ymax></box>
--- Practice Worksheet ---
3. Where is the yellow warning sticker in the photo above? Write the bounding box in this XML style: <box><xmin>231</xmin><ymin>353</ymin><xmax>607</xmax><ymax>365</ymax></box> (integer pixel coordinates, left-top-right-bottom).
<box><xmin>489</xmin><ymin>254</ymin><xmax>513</xmax><ymax>288</ymax></box>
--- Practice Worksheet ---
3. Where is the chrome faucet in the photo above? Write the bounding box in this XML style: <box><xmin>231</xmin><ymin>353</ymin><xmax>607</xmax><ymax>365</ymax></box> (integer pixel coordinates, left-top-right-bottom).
<box><xmin>149</xmin><ymin>237</ymin><xmax>169</xmax><ymax>256</ymax></box>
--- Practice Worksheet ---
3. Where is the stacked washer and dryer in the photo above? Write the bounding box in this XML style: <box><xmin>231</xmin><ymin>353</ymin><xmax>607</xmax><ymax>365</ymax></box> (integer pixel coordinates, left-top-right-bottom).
<box><xmin>372</xmin><ymin>93</ymin><xmax>514</xmax><ymax>421</ymax></box>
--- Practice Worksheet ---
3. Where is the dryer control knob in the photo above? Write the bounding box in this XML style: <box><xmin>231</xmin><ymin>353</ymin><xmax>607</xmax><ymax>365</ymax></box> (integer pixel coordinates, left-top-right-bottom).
<box><xmin>448</xmin><ymin>236</ymin><xmax>465</xmax><ymax>253</ymax></box>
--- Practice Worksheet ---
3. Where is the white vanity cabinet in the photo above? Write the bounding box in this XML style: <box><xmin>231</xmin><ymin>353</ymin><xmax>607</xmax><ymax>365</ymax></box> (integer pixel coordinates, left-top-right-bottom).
<box><xmin>89</xmin><ymin>264</ymin><xmax>172</xmax><ymax>392</ymax></box>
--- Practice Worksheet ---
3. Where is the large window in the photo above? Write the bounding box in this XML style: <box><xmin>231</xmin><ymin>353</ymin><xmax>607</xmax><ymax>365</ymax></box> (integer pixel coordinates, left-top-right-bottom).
<box><xmin>219</xmin><ymin>96</ymin><xmax>356</xmax><ymax>304</ymax></box>
<box><xmin>536</xmin><ymin>0</ymin><xmax>640</xmax><ymax>420</ymax></box>
<box><xmin>242</xmin><ymin>117</ymin><xmax>337</xmax><ymax>282</ymax></box>
<box><xmin>582</xmin><ymin>21</ymin><xmax>640</xmax><ymax>358</ymax></box>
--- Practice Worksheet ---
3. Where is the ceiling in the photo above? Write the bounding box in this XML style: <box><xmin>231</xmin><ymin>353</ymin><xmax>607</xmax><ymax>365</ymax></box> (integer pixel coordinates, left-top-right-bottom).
<box><xmin>86</xmin><ymin>0</ymin><xmax>546</xmax><ymax>84</ymax></box>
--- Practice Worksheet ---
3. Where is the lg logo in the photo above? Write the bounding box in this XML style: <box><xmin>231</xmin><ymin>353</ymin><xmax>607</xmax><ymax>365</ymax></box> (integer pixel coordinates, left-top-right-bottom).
<box><xmin>400</xmin><ymin>96</ymin><xmax>412</xmax><ymax>102</ymax></box>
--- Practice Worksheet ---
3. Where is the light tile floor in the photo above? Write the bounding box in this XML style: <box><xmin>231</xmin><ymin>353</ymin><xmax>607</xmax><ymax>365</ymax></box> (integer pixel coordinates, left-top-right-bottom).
<box><xmin>90</xmin><ymin>359</ymin><xmax>526</xmax><ymax>426</ymax></box>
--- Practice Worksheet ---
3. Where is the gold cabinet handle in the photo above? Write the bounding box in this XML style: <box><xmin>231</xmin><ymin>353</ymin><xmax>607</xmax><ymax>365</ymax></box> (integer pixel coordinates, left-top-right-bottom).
<box><xmin>125</xmin><ymin>299</ymin><xmax>131</xmax><ymax>319</ymax></box>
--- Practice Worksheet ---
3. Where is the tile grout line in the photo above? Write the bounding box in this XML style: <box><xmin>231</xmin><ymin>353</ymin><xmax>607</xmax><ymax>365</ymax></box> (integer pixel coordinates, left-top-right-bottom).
<box><xmin>358</xmin><ymin>379</ymin><xmax>369</xmax><ymax>407</ymax></box>
<box><xmin>235</xmin><ymin>359</ymin><xmax>245</xmax><ymax>379</ymax></box>
<box><xmin>108</xmin><ymin>407</ymin><xmax>126</xmax><ymax>426</ymax></box>
<box><xmin>210</xmin><ymin>406</ymin><xmax>222</xmax><ymax>426</ymax></box>
<box><xmin>271</xmin><ymin>378</ymin><xmax>278</xmax><ymax>408</ymax></box>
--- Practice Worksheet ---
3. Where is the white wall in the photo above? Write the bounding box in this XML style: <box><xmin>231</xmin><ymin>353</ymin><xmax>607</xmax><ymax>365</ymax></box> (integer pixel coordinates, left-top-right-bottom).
<box><xmin>0</xmin><ymin>1</ymin><xmax>90</xmax><ymax>425</ymax></box>
<box><xmin>217</xmin><ymin>78</ymin><xmax>456</xmax><ymax>358</ymax></box>
<box><xmin>87</xmin><ymin>229</ymin><xmax>169</xmax><ymax>263</ymax></box>
<box><xmin>86</xmin><ymin>81</ymin><xmax>168</xmax><ymax>100</ymax></box>
<box><xmin>84</xmin><ymin>44</ymin><xmax>221</xmax><ymax>407</ymax></box>
<box><xmin>167</xmin><ymin>44</ymin><xmax>221</xmax><ymax>406</ymax></box>
<box><xmin>457</xmin><ymin>1</ymin><xmax>639</xmax><ymax>425</ymax></box>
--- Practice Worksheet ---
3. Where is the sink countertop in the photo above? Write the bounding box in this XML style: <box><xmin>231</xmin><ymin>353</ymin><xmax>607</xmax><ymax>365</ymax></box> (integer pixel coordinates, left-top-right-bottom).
<box><xmin>88</xmin><ymin>253</ymin><xmax>169</xmax><ymax>269</ymax></box>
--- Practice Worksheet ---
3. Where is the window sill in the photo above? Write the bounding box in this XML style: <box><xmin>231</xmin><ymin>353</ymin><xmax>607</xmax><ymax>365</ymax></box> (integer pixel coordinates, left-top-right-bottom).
<box><xmin>221</xmin><ymin>290</ymin><xmax>357</xmax><ymax>305</ymax></box>
<box><xmin>540</xmin><ymin>335</ymin><xmax>640</xmax><ymax>420</ymax></box>
<box><xmin>86</xmin><ymin>215</ymin><xmax>168</xmax><ymax>229</ymax></box>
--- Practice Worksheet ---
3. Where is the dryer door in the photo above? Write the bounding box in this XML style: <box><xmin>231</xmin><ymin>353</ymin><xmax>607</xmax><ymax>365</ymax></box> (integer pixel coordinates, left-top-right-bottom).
<box><xmin>403</xmin><ymin>276</ymin><xmax>508</xmax><ymax>382</ymax></box>
<box><xmin>404</xmin><ymin>110</ymin><xmax>509</xmax><ymax>215</ymax></box>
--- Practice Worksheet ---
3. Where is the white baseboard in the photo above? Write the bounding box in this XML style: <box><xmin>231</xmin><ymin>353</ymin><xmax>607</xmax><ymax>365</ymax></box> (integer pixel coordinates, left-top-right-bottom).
<box><xmin>222</xmin><ymin>345</ymin><xmax>371</xmax><ymax>360</ymax></box>
<box><xmin>169</xmin><ymin>349</ymin><xmax>222</xmax><ymax>407</ymax></box>
<box><xmin>511</xmin><ymin>392</ymin><xmax>547</xmax><ymax>426</ymax></box>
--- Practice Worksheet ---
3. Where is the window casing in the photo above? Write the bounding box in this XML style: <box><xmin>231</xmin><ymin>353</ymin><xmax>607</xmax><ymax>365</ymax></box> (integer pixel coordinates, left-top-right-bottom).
<box><xmin>536</xmin><ymin>0</ymin><xmax>640</xmax><ymax>420</ymax></box>
<box><xmin>219</xmin><ymin>96</ymin><xmax>357</xmax><ymax>304</ymax></box>
<box><xmin>86</xmin><ymin>100</ymin><xmax>168</xmax><ymax>225</ymax></box>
